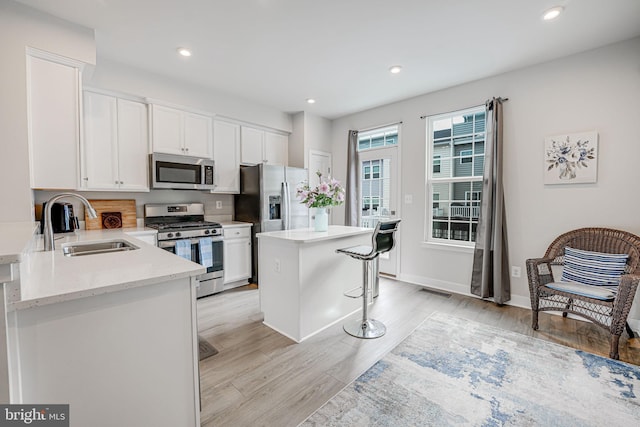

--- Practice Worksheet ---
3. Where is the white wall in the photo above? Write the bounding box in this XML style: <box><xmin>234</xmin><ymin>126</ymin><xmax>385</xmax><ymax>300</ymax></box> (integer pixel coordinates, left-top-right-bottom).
<box><xmin>288</xmin><ymin>112</ymin><xmax>333</xmax><ymax>170</ymax></box>
<box><xmin>88</xmin><ymin>58</ymin><xmax>292</xmax><ymax>133</ymax></box>
<box><xmin>289</xmin><ymin>112</ymin><xmax>305</xmax><ymax>168</ymax></box>
<box><xmin>0</xmin><ymin>0</ymin><xmax>95</xmax><ymax>222</ymax></box>
<box><xmin>331</xmin><ymin>37</ymin><xmax>640</xmax><ymax>323</ymax></box>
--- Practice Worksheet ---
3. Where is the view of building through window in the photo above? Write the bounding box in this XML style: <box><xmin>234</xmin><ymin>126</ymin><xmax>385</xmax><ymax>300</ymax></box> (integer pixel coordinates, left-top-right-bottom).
<box><xmin>358</xmin><ymin>125</ymin><xmax>398</xmax><ymax>228</ymax></box>
<box><xmin>427</xmin><ymin>107</ymin><xmax>486</xmax><ymax>243</ymax></box>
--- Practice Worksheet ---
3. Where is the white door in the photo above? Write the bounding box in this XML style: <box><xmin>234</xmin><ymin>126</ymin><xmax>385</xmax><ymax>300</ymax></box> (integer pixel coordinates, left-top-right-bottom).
<box><xmin>308</xmin><ymin>150</ymin><xmax>333</xmax><ymax>227</ymax></box>
<box><xmin>358</xmin><ymin>146</ymin><xmax>399</xmax><ymax>276</ymax></box>
<box><xmin>308</xmin><ymin>150</ymin><xmax>332</xmax><ymax>183</ymax></box>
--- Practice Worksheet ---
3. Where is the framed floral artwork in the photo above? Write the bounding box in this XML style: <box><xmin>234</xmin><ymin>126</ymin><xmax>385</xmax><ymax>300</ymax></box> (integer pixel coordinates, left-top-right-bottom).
<box><xmin>544</xmin><ymin>131</ymin><xmax>598</xmax><ymax>184</ymax></box>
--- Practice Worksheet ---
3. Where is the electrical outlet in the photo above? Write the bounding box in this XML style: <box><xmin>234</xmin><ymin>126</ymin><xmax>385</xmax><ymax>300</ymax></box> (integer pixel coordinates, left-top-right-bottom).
<box><xmin>404</xmin><ymin>194</ymin><xmax>413</xmax><ymax>204</ymax></box>
<box><xmin>274</xmin><ymin>258</ymin><xmax>281</xmax><ymax>273</ymax></box>
<box><xmin>216</xmin><ymin>201</ymin><xmax>222</xmax><ymax>209</ymax></box>
<box><xmin>511</xmin><ymin>266</ymin><xmax>521</xmax><ymax>278</ymax></box>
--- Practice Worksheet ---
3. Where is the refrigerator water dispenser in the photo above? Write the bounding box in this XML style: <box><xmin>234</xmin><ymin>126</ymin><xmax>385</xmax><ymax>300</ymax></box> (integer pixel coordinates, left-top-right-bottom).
<box><xmin>269</xmin><ymin>195</ymin><xmax>281</xmax><ymax>220</ymax></box>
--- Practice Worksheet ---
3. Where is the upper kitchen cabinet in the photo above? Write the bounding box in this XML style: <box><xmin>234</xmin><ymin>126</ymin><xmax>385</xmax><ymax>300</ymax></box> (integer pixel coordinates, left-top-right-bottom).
<box><xmin>27</xmin><ymin>49</ymin><xmax>83</xmax><ymax>190</ymax></box>
<box><xmin>240</xmin><ymin>126</ymin><xmax>288</xmax><ymax>166</ymax></box>
<box><xmin>149</xmin><ymin>104</ymin><xmax>212</xmax><ymax>159</ymax></box>
<box><xmin>82</xmin><ymin>89</ymin><xmax>149</xmax><ymax>191</ymax></box>
<box><xmin>212</xmin><ymin>120</ymin><xmax>241</xmax><ymax>193</ymax></box>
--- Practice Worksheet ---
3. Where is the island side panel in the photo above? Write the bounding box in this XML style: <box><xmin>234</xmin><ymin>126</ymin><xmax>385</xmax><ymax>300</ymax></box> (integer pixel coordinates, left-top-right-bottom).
<box><xmin>298</xmin><ymin>233</ymin><xmax>370</xmax><ymax>341</ymax></box>
<box><xmin>258</xmin><ymin>238</ymin><xmax>301</xmax><ymax>342</ymax></box>
<box><xmin>8</xmin><ymin>277</ymin><xmax>199</xmax><ymax>427</ymax></box>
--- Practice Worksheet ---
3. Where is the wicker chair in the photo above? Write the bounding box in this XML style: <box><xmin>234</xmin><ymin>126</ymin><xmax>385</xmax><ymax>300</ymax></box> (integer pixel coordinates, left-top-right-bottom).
<box><xmin>526</xmin><ymin>227</ymin><xmax>640</xmax><ymax>359</ymax></box>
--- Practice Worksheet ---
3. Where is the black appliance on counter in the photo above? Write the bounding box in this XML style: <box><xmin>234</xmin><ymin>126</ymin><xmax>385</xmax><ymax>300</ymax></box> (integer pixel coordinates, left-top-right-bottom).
<box><xmin>144</xmin><ymin>203</ymin><xmax>224</xmax><ymax>298</ymax></box>
<box><xmin>40</xmin><ymin>202</ymin><xmax>78</xmax><ymax>234</ymax></box>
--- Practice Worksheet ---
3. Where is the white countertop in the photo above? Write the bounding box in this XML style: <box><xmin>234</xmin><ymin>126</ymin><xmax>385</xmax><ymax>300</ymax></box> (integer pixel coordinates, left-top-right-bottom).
<box><xmin>5</xmin><ymin>227</ymin><xmax>204</xmax><ymax>311</ymax></box>
<box><xmin>219</xmin><ymin>221</ymin><xmax>252</xmax><ymax>228</ymax></box>
<box><xmin>256</xmin><ymin>225</ymin><xmax>372</xmax><ymax>243</ymax></box>
<box><xmin>0</xmin><ymin>222</ymin><xmax>40</xmax><ymax>265</ymax></box>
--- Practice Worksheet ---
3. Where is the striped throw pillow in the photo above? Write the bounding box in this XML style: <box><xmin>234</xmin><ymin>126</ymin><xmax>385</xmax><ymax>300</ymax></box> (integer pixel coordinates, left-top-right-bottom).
<box><xmin>561</xmin><ymin>247</ymin><xmax>628</xmax><ymax>287</ymax></box>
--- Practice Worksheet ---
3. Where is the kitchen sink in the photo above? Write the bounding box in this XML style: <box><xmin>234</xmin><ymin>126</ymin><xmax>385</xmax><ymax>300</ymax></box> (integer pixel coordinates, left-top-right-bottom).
<box><xmin>61</xmin><ymin>239</ymin><xmax>139</xmax><ymax>257</ymax></box>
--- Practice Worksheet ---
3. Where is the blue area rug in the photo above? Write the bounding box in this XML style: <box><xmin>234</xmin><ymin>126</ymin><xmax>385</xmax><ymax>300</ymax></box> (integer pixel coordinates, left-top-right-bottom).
<box><xmin>301</xmin><ymin>312</ymin><xmax>640</xmax><ymax>426</ymax></box>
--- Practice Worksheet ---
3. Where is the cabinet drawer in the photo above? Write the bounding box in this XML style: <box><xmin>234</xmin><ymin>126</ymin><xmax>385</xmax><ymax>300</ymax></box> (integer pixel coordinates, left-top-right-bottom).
<box><xmin>224</xmin><ymin>227</ymin><xmax>251</xmax><ymax>239</ymax></box>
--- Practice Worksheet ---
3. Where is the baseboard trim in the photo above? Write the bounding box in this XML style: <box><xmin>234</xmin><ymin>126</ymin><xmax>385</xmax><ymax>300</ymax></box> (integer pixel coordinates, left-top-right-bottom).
<box><xmin>395</xmin><ymin>273</ymin><xmax>639</xmax><ymax>333</ymax></box>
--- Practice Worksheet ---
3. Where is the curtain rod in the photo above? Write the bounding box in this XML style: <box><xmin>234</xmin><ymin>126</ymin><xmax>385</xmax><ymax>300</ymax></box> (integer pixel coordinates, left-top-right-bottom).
<box><xmin>358</xmin><ymin>120</ymin><xmax>403</xmax><ymax>133</ymax></box>
<box><xmin>419</xmin><ymin>97</ymin><xmax>509</xmax><ymax>120</ymax></box>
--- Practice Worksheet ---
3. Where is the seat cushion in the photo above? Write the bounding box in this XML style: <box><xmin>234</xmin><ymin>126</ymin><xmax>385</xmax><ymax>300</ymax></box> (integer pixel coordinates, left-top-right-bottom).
<box><xmin>545</xmin><ymin>282</ymin><xmax>616</xmax><ymax>301</ymax></box>
<box><xmin>561</xmin><ymin>247</ymin><xmax>628</xmax><ymax>286</ymax></box>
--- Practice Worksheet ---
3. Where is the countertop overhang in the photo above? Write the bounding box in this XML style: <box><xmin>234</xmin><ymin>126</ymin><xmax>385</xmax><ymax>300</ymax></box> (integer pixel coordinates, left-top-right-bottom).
<box><xmin>5</xmin><ymin>227</ymin><xmax>205</xmax><ymax>311</ymax></box>
<box><xmin>256</xmin><ymin>225</ymin><xmax>372</xmax><ymax>243</ymax></box>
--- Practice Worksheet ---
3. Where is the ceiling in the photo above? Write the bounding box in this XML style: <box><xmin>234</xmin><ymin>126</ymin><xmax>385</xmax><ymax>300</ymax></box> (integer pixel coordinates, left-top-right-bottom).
<box><xmin>15</xmin><ymin>0</ymin><xmax>640</xmax><ymax>119</ymax></box>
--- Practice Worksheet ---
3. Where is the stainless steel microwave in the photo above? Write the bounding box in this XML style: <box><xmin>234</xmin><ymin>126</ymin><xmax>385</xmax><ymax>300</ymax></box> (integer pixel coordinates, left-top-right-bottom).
<box><xmin>150</xmin><ymin>153</ymin><xmax>215</xmax><ymax>190</ymax></box>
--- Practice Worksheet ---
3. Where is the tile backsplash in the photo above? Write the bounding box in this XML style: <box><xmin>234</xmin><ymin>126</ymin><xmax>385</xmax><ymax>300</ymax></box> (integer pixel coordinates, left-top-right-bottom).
<box><xmin>34</xmin><ymin>190</ymin><xmax>235</xmax><ymax>222</ymax></box>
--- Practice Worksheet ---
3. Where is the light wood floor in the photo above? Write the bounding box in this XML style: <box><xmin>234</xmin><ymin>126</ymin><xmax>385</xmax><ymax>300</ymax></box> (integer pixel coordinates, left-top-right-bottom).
<box><xmin>197</xmin><ymin>278</ymin><xmax>640</xmax><ymax>427</ymax></box>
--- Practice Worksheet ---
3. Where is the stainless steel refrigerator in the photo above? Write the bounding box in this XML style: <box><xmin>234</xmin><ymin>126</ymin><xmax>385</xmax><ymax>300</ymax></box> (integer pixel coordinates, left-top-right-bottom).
<box><xmin>234</xmin><ymin>164</ymin><xmax>309</xmax><ymax>283</ymax></box>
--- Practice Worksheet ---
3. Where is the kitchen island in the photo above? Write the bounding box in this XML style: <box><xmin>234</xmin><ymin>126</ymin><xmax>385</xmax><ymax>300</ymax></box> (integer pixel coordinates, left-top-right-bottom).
<box><xmin>0</xmin><ymin>225</ymin><xmax>204</xmax><ymax>427</ymax></box>
<box><xmin>257</xmin><ymin>225</ymin><xmax>373</xmax><ymax>342</ymax></box>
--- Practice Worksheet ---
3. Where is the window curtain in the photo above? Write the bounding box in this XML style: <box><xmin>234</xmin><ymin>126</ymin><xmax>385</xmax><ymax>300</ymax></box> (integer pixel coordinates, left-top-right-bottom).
<box><xmin>471</xmin><ymin>97</ymin><xmax>510</xmax><ymax>304</ymax></box>
<box><xmin>345</xmin><ymin>130</ymin><xmax>359</xmax><ymax>226</ymax></box>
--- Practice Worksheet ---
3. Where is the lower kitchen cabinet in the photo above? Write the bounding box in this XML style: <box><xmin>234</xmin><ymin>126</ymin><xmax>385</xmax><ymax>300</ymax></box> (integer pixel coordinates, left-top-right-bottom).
<box><xmin>223</xmin><ymin>224</ymin><xmax>252</xmax><ymax>288</ymax></box>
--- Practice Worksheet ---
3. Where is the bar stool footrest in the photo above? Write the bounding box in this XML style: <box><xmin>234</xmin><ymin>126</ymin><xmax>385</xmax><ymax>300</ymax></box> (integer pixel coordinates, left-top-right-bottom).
<box><xmin>344</xmin><ymin>286</ymin><xmax>364</xmax><ymax>298</ymax></box>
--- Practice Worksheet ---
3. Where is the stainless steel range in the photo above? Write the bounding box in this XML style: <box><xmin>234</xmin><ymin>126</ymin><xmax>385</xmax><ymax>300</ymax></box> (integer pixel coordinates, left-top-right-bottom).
<box><xmin>144</xmin><ymin>203</ymin><xmax>223</xmax><ymax>298</ymax></box>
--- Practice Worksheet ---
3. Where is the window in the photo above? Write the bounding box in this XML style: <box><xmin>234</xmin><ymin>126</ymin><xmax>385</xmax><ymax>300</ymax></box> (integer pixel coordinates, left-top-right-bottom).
<box><xmin>459</xmin><ymin>149</ymin><xmax>472</xmax><ymax>164</ymax></box>
<box><xmin>426</xmin><ymin>106</ymin><xmax>486</xmax><ymax>244</ymax></box>
<box><xmin>433</xmin><ymin>155</ymin><xmax>441</xmax><ymax>174</ymax></box>
<box><xmin>358</xmin><ymin>125</ymin><xmax>398</xmax><ymax>151</ymax></box>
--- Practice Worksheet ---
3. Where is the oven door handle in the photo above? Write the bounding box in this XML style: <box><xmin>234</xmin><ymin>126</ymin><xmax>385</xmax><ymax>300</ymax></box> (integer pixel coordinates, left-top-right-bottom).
<box><xmin>158</xmin><ymin>237</ymin><xmax>223</xmax><ymax>248</ymax></box>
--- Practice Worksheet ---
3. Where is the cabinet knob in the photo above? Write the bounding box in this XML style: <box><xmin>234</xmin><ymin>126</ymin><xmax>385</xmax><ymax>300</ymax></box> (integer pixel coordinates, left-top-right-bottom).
<box><xmin>83</xmin><ymin>177</ymin><xmax>88</xmax><ymax>181</ymax></box>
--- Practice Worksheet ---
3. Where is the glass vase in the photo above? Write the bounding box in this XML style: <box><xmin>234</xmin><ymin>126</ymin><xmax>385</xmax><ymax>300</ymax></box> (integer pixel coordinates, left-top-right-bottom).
<box><xmin>314</xmin><ymin>207</ymin><xmax>328</xmax><ymax>232</ymax></box>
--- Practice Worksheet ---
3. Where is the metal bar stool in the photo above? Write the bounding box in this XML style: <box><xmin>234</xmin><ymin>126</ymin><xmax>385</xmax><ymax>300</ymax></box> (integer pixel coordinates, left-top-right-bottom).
<box><xmin>337</xmin><ymin>219</ymin><xmax>401</xmax><ymax>339</ymax></box>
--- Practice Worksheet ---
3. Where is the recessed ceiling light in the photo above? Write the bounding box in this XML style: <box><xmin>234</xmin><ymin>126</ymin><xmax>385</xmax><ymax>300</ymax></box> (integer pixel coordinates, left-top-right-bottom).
<box><xmin>542</xmin><ymin>6</ymin><xmax>564</xmax><ymax>21</ymax></box>
<box><xmin>389</xmin><ymin>65</ymin><xmax>402</xmax><ymax>74</ymax></box>
<box><xmin>177</xmin><ymin>47</ymin><xmax>192</xmax><ymax>57</ymax></box>
<box><xmin>306</xmin><ymin>98</ymin><xmax>316</xmax><ymax>104</ymax></box>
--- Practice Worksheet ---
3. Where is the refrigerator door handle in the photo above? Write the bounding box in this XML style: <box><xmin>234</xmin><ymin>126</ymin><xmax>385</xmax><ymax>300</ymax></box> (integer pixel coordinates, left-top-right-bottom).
<box><xmin>282</xmin><ymin>181</ymin><xmax>289</xmax><ymax>230</ymax></box>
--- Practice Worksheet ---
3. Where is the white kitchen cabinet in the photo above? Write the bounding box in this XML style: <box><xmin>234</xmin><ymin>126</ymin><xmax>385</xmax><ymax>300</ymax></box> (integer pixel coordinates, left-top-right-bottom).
<box><xmin>240</xmin><ymin>126</ymin><xmax>265</xmax><ymax>165</ymax></box>
<box><xmin>27</xmin><ymin>50</ymin><xmax>83</xmax><ymax>190</ymax></box>
<box><xmin>212</xmin><ymin>120</ymin><xmax>241</xmax><ymax>193</ymax></box>
<box><xmin>223</xmin><ymin>225</ymin><xmax>252</xmax><ymax>287</ymax></box>
<box><xmin>150</xmin><ymin>104</ymin><xmax>212</xmax><ymax>159</ymax></box>
<box><xmin>240</xmin><ymin>126</ymin><xmax>288</xmax><ymax>166</ymax></box>
<box><xmin>82</xmin><ymin>90</ymin><xmax>149</xmax><ymax>191</ymax></box>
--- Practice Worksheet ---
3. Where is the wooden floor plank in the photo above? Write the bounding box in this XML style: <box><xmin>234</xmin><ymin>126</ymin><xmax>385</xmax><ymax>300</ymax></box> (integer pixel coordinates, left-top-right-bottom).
<box><xmin>197</xmin><ymin>277</ymin><xmax>640</xmax><ymax>426</ymax></box>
